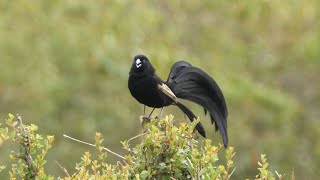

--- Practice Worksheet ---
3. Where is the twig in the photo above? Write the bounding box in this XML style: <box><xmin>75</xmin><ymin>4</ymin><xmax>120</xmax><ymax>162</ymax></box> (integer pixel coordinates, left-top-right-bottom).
<box><xmin>17</xmin><ymin>115</ymin><xmax>36</xmax><ymax>177</ymax></box>
<box><xmin>127</xmin><ymin>133</ymin><xmax>147</xmax><ymax>143</ymax></box>
<box><xmin>291</xmin><ymin>166</ymin><xmax>295</xmax><ymax>180</ymax></box>
<box><xmin>63</xmin><ymin>134</ymin><xmax>126</xmax><ymax>160</ymax></box>
<box><xmin>56</xmin><ymin>161</ymin><xmax>70</xmax><ymax>177</ymax></box>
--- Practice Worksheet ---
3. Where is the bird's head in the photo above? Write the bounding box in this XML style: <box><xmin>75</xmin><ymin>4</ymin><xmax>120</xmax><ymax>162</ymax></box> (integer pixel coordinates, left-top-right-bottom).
<box><xmin>130</xmin><ymin>54</ymin><xmax>155</xmax><ymax>75</ymax></box>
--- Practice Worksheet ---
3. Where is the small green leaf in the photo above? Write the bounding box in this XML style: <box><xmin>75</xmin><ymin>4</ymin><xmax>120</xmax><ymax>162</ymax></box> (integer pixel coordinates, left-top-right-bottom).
<box><xmin>0</xmin><ymin>165</ymin><xmax>5</xmax><ymax>172</ymax></box>
<box><xmin>9</xmin><ymin>154</ymin><xmax>17</xmax><ymax>160</ymax></box>
<box><xmin>186</xmin><ymin>157</ymin><xmax>194</xmax><ymax>169</ymax></box>
<box><xmin>4</xmin><ymin>127</ymin><xmax>8</xmax><ymax>136</ymax></box>
<box><xmin>0</xmin><ymin>128</ymin><xmax>4</xmax><ymax>138</ymax></box>
<box><xmin>140</xmin><ymin>170</ymin><xmax>150</xmax><ymax>180</ymax></box>
<box><xmin>47</xmin><ymin>135</ymin><xmax>54</xmax><ymax>144</ymax></box>
<box><xmin>10</xmin><ymin>131</ymin><xmax>16</xmax><ymax>139</ymax></box>
<box><xmin>29</xmin><ymin>124</ymin><xmax>38</xmax><ymax>131</ymax></box>
<box><xmin>8</xmin><ymin>113</ymin><xmax>15</xmax><ymax>120</ymax></box>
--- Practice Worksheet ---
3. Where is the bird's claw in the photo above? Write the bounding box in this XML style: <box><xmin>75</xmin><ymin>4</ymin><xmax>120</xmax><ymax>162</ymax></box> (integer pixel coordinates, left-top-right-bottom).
<box><xmin>141</xmin><ymin>116</ymin><xmax>151</xmax><ymax>124</ymax></box>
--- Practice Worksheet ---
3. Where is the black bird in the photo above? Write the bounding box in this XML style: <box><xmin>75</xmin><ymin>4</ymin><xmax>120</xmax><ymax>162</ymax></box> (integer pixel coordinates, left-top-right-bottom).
<box><xmin>128</xmin><ymin>54</ymin><xmax>228</xmax><ymax>147</ymax></box>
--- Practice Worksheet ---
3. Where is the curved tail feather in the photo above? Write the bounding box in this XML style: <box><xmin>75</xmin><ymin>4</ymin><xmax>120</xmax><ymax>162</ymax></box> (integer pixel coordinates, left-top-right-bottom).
<box><xmin>167</xmin><ymin>61</ymin><xmax>228</xmax><ymax>147</ymax></box>
<box><xmin>176</xmin><ymin>102</ymin><xmax>206</xmax><ymax>138</ymax></box>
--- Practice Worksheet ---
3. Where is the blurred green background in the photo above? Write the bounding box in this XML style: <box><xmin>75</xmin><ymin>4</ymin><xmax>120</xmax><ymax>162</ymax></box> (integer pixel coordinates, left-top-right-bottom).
<box><xmin>0</xmin><ymin>0</ymin><xmax>319</xmax><ymax>179</ymax></box>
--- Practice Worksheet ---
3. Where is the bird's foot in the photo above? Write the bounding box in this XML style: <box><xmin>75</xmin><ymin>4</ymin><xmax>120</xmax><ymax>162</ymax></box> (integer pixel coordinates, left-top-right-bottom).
<box><xmin>141</xmin><ymin>116</ymin><xmax>151</xmax><ymax>133</ymax></box>
<box><xmin>141</xmin><ymin>116</ymin><xmax>151</xmax><ymax>124</ymax></box>
<box><xmin>154</xmin><ymin>108</ymin><xmax>164</xmax><ymax>120</ymax></box>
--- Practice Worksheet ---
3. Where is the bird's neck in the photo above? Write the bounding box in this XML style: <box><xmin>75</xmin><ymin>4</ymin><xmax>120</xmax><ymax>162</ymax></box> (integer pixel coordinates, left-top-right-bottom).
<box><xmin>130</xmin><ymin>66</ymin><xmax>156</xmax><ymax>78</ymax></box>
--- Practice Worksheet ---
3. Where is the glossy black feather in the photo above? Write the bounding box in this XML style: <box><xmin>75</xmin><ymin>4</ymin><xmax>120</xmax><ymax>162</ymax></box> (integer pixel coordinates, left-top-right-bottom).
<box><xmin>167</xmin><ymin>61</ymin><xmax>228</xmax><ymax>147</ymax></box>
<box><xmin>176</xmin><ymin>101</ymin><xmax>206</xmax><ymax>138</ymax></box>
<box><xmin>128</xmin><ymin>55</ymin><xmax>206</xmax><ymax>137</ymax></box>
<box><xmin>128</xmin><ymin>55</ymin><xmax>228</xmax><ymax>147</ymax></box>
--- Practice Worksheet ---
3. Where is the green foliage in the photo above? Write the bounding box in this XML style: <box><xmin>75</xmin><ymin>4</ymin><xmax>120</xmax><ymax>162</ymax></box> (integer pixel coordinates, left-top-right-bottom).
<box><xmin>1</xmin><ymin>114</ymin><xmax>287</xmax><ymax>179</ymax></box>
<box><xmin>120</xmin><ymin>115</ymin><xmax>231</xmax><ymax>179</ymax></box>
<box><xmin>0</xmin><ymin>114</ymin><xmax>54</xmax><ymax>179</ymax></box>
<box><xmin>254</xmin><ymin>154</ymin><xmax>286</xmax><ymax>180</ymax></box>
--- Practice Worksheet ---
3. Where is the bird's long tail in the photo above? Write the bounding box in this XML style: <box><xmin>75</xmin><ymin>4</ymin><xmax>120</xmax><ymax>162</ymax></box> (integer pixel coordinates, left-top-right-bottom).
<box><xmin>176</xmin><ymin>101</ymin><xmax>206</xmax><ymax>138</ymax></box>
<box><xmin>167</xmin><ymin>61</ymin><xmax>228</xmax><ymax>148</ymax></box>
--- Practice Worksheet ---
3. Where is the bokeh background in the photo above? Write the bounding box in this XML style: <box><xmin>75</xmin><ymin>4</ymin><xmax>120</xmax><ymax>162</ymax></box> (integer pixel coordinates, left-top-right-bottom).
<box><xmin>1</xmin><ymin>0</ymin><xmax>319</xmax><ymax>179</ymax></box>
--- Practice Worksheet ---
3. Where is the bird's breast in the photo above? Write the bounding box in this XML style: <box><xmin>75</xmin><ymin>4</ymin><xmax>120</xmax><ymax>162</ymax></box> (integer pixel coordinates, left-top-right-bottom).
<box><xmin>128</xmin><ymin>75</ymin><xmax>172</xmax><ymax>108</ymax></box>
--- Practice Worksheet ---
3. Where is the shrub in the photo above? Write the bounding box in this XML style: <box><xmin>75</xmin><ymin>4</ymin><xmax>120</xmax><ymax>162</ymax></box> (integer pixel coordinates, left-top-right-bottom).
<box><xmin>0</xmin><ymin>114</ymin><xmax>287</xmax><ymax>179</ymax></box>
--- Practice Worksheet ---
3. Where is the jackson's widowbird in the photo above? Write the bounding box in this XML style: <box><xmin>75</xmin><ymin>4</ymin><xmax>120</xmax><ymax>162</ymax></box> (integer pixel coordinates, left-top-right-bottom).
<box><xmin>128</xmin><ymin>54</ymin><xmax>228</xmax><ymax>147</ymax></box>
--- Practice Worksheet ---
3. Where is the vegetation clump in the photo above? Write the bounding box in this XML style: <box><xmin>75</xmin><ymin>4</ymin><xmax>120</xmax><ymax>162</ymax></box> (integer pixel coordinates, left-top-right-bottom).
<box><xmin>0</xmin><ymin>114</ymin><xmax>285</xmax><ymax>179</ymax></box>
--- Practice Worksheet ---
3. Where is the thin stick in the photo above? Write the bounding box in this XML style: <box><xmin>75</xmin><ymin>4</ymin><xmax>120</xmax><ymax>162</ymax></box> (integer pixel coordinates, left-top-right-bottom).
<box><xmin>56</xmin><ymin>161</ymin><xmax>70</xmax><ymax>177</ymax></box>
<box><xmin>63</xmin><ymin>134</ymin><xmax>126</xmax><ymax>160</ymax></box>
<box><xmin>127</xmin><ymin>133</ymin><xmax>147</xmax><ymax>143</ymax></box>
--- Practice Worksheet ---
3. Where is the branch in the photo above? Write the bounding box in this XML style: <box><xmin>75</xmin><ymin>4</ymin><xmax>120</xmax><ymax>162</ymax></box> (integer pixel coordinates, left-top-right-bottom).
<box><xmin>55</xmin><ymin>161</ymin><xmax>70</xmax><ymax>177</ymax></box>
<box><xmin>17</xmin><ymin>115</ymin><xmax>37</xmax><ymax>177</ymax></box>
<box><xmin>63</xmin><ymin>134</ymin><xmax>126</xmax><ymax>160</ymax></box>
<box><xmin>127</xmin><ymin>133</ymin><xmax>147</xmax><ymax>143</ymax></box>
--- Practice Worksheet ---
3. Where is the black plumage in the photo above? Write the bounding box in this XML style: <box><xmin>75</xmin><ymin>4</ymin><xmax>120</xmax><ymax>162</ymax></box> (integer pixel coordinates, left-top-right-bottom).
<box><xmin>128</xmin><ymin>54</ymin><xmax>228</xmax><ymax>147</ymax></box>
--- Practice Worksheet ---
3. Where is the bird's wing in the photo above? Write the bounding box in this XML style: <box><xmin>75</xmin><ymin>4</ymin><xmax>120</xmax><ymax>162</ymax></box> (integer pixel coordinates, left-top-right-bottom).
<box><xmin>167</xmin><ymin>61</ymin><xmax>228</xmax><ymax>147</ymax></box>
<box><xmin>157</xmin><ymin>83</ymin><xmax>178</xmax><ymax>103</ymax></box>
<box><xmin>167</xmin><ymin>61</ymin><xmax>192</xmax><ymax>82</ymax></box>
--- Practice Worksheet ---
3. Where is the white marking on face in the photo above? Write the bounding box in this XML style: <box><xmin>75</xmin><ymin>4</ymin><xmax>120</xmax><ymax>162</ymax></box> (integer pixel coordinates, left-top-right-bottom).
<box><xmin>136</xmin><ymin>59</ymin><xmax>142</xmax><ymax>68</ymax></box>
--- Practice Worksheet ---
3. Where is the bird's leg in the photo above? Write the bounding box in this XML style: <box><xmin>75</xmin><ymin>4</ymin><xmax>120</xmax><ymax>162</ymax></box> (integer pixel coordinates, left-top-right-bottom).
<box><xmin>142</xmin><ymin>105</ymin><xmax>150</xmax><ymax>124</ymax></box>
<box><xmin>142</xmin><ymin>108</ymin><xmax>155</xmax><ymax>133</ymax></box>
<box><xmin>155</xmin><ymin>107</ymin><xmax>164</xmax><ymax>119</ymax></box>
<box><xmin>143</xmin><ymin>105</ymin><xmax>146</xmax><ymax>116</ymax></box>
<box><xmin>148</xmin><ymin>108</ymin><xmax>156</xmax><ymax>118</ymax></box>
